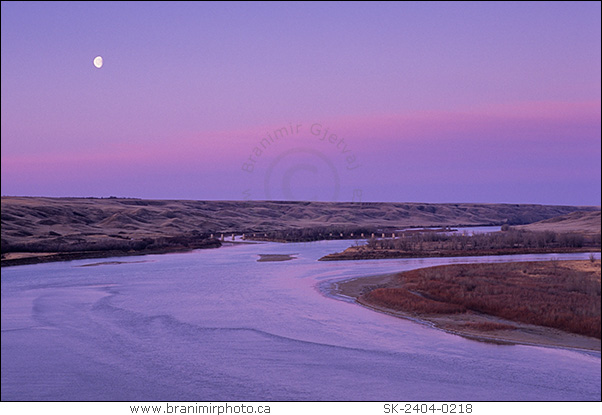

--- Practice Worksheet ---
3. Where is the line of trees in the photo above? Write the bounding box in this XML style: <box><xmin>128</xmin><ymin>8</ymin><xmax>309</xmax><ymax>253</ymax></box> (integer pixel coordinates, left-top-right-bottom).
<box><xmin>247</xmin><ymin>226</ymin><xmax>377</xmax><ymax>242</ymax></box>
<box><xmin>366</xmin><ymin>229</ymin><xmax>600</xmax><ymax>252</ymax></box>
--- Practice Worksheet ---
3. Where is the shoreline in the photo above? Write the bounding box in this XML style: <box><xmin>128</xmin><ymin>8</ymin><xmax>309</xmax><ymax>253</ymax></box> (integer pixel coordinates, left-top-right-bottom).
<box><xmin>5</xmin><ymin>239</ymin><xmax>599</xmax><ymax>268</ymax></box>
<box><xmin>0</xmin><ymin>239</ymin><xmax>268</xmax><ymax>268</ymax></box>
<box><xmin>329</xmin><ymin>269</ymin><xmax>601</xmax><ymax>353</ymax></box>
<box><xmin>3</xmin><ymin>196</ymin><xmax>598</xmax><ymax>268</ymax></box>
<box><xmin>5</xmin><ymin>235</ymin><xmax>600</xmax><ymax>352</ymax></box>
<box><xmin>319</xmin><ymin>246</ymin><xmax>601</xmax><ymax>261</ymax></box>
<box><xmin>0</xmin><ymin>243</ymin><xmax>222</xmax><ymax>267</ymax></box>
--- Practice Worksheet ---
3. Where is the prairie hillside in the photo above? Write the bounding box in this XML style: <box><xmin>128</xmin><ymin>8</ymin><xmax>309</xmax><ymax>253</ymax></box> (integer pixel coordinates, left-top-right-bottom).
<box><xmin>515</xmin><ymin>210</ymin><xmax>601</xmax><ymax>235</ymax></box>
<box><xmin>1</xmin><ymin>196</ymin><xmax>599</xmax><ymax>262</ymax></box>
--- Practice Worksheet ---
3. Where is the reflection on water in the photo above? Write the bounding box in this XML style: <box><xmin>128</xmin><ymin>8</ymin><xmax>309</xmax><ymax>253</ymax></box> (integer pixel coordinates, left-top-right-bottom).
<box><xmin>1</xmin><ymin>240</ymin><xmax>600</xmax><ymax>401</ymax></box>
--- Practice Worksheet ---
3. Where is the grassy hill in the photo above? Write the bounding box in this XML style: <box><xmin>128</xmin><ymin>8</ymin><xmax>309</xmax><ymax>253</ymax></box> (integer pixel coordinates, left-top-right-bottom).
<box><xmin>515</xmin><ymin>210</ymin><xmax>601</xmax><ymax>235</ymax></box>
<box><xmin>1</xmin><ymin>196</ymin><xmax>598</xmax><ymax>265</ymax></box>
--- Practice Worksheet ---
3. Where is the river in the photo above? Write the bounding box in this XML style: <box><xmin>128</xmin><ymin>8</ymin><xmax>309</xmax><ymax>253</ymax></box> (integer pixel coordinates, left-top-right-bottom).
<box><xmin>1</xmin><ymin>239</ymin><xmax>600</xmax><ymax>401</ymax></box>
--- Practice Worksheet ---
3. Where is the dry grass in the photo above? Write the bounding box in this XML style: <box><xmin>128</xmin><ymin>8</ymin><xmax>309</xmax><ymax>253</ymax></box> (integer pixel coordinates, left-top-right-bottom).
<box><xmin>516</xmin><ymin>210</ymin><xmax>601</xmax><ymax>235</ymax></box>
<box><xmin>3</xmin><ymin>196</ymin><xmax>595</xmax><ymax>253</ymax></box>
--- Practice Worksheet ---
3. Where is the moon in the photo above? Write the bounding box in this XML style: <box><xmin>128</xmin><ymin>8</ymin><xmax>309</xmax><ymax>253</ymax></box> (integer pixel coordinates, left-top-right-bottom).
<box><xmin>93</xmin><ymin>56</ymin><xmax>103</xmax><ymax>69</ymax></box>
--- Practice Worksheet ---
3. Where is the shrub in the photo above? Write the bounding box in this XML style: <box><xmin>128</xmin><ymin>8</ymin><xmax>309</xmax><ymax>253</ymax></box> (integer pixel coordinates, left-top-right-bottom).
<box><xmin>366</xmin><ymin>288</ymin><xmax>466</xmax><ymax>314</ymax></box>
<box><xmin>364</xmin><ymin>261</ymin><xmax>601</xmax><ymax>338</ymax></box>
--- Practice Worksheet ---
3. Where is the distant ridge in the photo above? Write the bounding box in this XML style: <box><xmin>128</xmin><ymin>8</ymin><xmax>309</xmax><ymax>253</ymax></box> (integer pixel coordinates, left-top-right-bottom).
<box><xmin>515</xmin><ymin>210</ymin><xmax>601</xmax><ymax>235</ymax></box>
<box><xmin>1</xmin><ymin>197</ymin><xmax>599</xmax><ymax>264</ymax></box>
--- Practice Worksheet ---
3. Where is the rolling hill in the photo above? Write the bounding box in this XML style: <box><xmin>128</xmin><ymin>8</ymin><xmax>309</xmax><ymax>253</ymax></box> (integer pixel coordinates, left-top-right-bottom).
<box><xmin>2</xmin><ymin>196</ymin><xmax>599</xmax><ymax>265</ymax></box>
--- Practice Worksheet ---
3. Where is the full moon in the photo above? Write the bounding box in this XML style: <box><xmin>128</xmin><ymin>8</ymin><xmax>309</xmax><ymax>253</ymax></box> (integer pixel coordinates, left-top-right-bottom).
<box><xmin>93</xmin><ymin>56</ymin><xmax>103</xmax><ymax>69</ymax></box>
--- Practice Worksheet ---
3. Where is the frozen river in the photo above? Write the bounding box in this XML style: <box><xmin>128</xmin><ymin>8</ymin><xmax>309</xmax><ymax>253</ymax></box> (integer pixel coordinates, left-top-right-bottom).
<box><xmin>1</xmin><ymin>239</ymin><xmax>600</xmax><ymax>401</ymax></box>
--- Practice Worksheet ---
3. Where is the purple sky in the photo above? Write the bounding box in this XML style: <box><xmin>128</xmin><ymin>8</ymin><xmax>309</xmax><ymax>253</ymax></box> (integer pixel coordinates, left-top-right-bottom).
<box><xmin>1</xmin><ymin>1</ymin><xmax>600</xmax><ymax>205</ymax></box>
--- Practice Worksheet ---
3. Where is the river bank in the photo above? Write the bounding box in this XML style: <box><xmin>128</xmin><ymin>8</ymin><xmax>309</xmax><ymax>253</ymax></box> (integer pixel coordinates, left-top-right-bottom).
<box><xmin>0</xmin><ymin>239</ymin><xmax>222</xmax><ymax>267</ymax></box>
<box><xmin>4</xmin><ymin>196</ymin><xmax>598</xmax><ymax>267</ymax></box>
<box><xmin>319</xmin><ymin>245</ymin><xmax>600</xmax><ymax>261</ymax></box>
<box><xmin>331</xmin><ymin>260</ymin><xmax>601</xmax><ymax>352</ymax></box>
<box><xmin>3</xmin><ymin>239</ymin><xmax>600</xmax><ymax>401</ymax></box>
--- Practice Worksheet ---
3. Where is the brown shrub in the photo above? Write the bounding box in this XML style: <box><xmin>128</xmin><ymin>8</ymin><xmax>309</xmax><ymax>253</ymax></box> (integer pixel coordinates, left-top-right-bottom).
<box><xmin>365</xmin><ymin>288</ymin><xmax>466</xmax><ymax>314</ymax></box>
<box><xmin>383</xmin><ymin>261</ymin><xmax>601</xmax><ymax>338</ymax></box>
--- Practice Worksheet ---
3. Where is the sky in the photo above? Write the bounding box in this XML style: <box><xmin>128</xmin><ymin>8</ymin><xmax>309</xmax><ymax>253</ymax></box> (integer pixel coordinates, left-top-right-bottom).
<box><xmin>1</xmin><ymin>1</ymin><xmax>600</xmax><ymax>205</ymax></box>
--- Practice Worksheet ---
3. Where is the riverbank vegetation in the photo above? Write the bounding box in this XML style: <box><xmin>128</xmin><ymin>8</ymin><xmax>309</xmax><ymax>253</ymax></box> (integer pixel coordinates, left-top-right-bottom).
<box><xmin>320</xmin><ymin>229</ymin><xmax>601</xmax><ymax>261</ymax></box>
<box><xmin>363</xmin><ymin>260</ymin><xmax>601</xmax><ymax>339</ymax></box>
